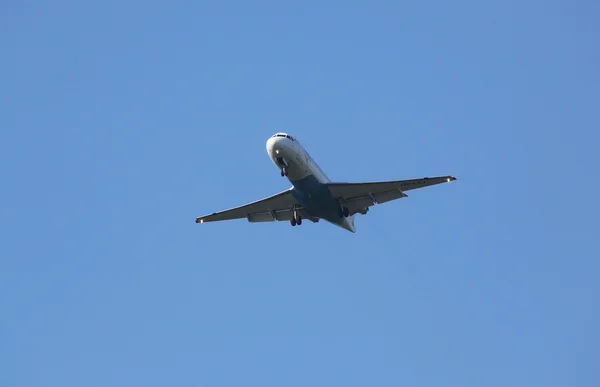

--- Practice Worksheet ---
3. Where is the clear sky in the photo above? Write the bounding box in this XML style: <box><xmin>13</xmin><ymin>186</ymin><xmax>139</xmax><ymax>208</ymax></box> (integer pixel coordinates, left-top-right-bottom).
<box><xmin>2</xmin><ymin>1</ymin><xmax>599</xmax><ymax>386</ymax></box>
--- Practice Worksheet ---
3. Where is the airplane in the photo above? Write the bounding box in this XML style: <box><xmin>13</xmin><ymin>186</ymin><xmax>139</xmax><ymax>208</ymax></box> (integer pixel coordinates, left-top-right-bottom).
<box><xmin>195</xmin><ymin>133</ymin><xmax>457</xmax><ymax>233</ymax></box>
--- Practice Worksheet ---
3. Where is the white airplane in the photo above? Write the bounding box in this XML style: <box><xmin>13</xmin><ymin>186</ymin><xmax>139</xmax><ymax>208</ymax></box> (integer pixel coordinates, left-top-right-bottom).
<box><xmin>195</xmin><ymin>133</ymin><xmax>457</xmax><ymax>233</ymax></box>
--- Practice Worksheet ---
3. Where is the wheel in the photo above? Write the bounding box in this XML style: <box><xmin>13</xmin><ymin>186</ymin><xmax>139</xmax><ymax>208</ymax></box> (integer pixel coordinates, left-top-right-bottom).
<box><xmin>283</xmin><ymin>167</ymin><xmax>288</xmax><ymax>176</ymax></box>
<box><xmin>290</xmin><ymin>217</ymin><xmax>296</xmax><ymax>226</ymax></box>
<box><xmin>296</xmin><ymin>216</ymin><xmax>302</xmax><ymax>225</ymax></box>
<box><xmin>281</xmin><ymin>169</ymin><xmax>285</xmax><ymax>177</ymax></box>
<box><xmin>341</xmin><ymin>206</ymin><xmax>349</xmax><ymax>217</ymax></box>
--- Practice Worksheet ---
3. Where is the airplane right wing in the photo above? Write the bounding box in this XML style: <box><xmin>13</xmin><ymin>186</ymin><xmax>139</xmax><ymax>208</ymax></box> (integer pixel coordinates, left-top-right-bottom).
<box><xmin>195</xmin><ymin>188</ymin><xmax>319</xmax><ymax>224</ymax></box>
<box><xmin>326</xmin><ymin>175</ymin><xmax>457</xmax><ymax>215</ymax></box>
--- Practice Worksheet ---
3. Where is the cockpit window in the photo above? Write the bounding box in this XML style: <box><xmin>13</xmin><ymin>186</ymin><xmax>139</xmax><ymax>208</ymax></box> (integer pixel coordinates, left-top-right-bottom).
<box><xmin>272</xmin><ymin>133</ymin><xmax>295</xmax><ymax>141</ymax></box>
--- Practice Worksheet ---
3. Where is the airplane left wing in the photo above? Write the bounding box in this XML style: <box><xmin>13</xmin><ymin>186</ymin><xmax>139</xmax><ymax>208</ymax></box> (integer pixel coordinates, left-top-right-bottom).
<box><xmin>327</xmin><ymin>175</ymin><xmax>457</xmax><ymax>216</ymax></box>
<box><xmin>195</xmin><ymin>188</ymin><xmax>318</xmax><ymax>224</ymax></box>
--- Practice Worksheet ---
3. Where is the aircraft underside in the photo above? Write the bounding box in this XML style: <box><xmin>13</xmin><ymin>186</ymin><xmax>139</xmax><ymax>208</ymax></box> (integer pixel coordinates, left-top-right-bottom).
<box><xmin>288</xmin><ymin>174</ymin><xmax>359</xmax><ymax>230</ymax></box>
<box><xmin>194</xmin><ymin>132</ymin><xmax>456</xmax><ymax>233</ymax></box>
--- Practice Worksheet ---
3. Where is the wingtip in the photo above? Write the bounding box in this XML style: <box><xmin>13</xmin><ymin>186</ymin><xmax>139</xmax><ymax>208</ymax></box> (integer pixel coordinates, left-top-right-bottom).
<box><xmin>195</xmin><ymin>218</ymin><xmax>203</xmax><ymax>223</ymax></box>
<box><xmin>449</xmin><ymin>176</ymin><xmax>457</xmax><ymax>181</ymax></box>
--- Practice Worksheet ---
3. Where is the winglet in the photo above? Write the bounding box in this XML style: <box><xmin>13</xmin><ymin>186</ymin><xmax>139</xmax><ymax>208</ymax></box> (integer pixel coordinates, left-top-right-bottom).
<box><xmin>195</xmin><ymin>217</ymin><xmax>203</xmax><ymax>223</ymax></box>
<box><xmin>448</xmin><ymin>176</ymin><xmax>457</xmax><ymax>182</ymax></box>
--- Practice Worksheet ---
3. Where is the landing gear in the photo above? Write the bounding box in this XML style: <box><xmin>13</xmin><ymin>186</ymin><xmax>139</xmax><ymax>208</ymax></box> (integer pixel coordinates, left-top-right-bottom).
<box><xmin>290</xmin><ymin>208</ymin><xmax>302</xmax><ymax>226</ymax></box>
<box><xmin>339</xmin><ymin>206</ymin><xmax>349</xmax><ymax>218</ymax></box>
<box><xmin>277</xmin><ymin>157</ymin><xmax>288</xmax><ymax>177</ymax></box>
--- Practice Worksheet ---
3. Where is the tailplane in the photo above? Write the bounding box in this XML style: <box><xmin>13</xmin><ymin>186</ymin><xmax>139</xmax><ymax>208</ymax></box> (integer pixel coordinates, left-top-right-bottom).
<box><xmin>346</xmin><ymin>214</ymin><xmax>357</xmax><ymax>233</ymax></box>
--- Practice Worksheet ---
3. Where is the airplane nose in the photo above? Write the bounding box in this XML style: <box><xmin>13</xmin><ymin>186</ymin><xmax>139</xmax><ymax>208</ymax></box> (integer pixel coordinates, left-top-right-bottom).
<box><xmin>266</xmin><ymin>136</ymin><xmax>284</xmax><ymax>155</ymax></box>
<box><xmin>266</xmin><ymin>137</ymin><xmax>274</xmax><ymax>154</ymax></box>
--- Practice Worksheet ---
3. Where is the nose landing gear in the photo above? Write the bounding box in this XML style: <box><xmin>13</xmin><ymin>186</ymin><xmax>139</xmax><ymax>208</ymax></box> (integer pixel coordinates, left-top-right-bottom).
<box><xmin>276</xmin><ymin>157</ymin><xmax>289</xmax><ymax>177</ymax></box>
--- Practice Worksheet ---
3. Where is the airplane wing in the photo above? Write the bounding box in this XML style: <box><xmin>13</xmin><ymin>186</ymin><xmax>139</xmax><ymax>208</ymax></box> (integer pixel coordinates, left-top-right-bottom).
<box><xmin>327</xmin><ymin>175</ymin><xmax>457</xmax><ymax>215</ymax></box>
<box><xmin>195</xmin><ymin>188</ymin><xmax>319</xmax><ymax>224</ymax></box>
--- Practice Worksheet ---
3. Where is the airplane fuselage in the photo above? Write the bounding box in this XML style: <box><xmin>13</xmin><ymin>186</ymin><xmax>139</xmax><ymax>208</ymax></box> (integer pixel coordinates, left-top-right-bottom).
<box><xmin>266</xmin><ymin>133</ymin><xmax>357</xmax><ymax>232</ymax></box>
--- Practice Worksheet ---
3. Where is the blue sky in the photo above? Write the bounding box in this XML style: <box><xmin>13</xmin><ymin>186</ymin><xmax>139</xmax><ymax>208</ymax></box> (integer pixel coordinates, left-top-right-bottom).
<box><xmin>2</xmin><ymin>1</ymin><xmax>599</xmax><ymax>386</ymax></box>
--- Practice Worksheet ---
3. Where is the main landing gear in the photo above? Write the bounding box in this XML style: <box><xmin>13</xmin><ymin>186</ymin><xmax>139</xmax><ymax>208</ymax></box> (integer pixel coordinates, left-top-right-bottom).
<box><xmin>290</xmin><ymin>208</ymin><xmax>302</xmax><ymax>226</ymax></box>
<box><xmin>280</xmin><ymin>167</ymin><xmax>288</xmax><ymax>177</ymax></box>
<box><xmin>339</xmin><ymin>206</ymin><xmax>349</xmax><ymax>218</ymax></box>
